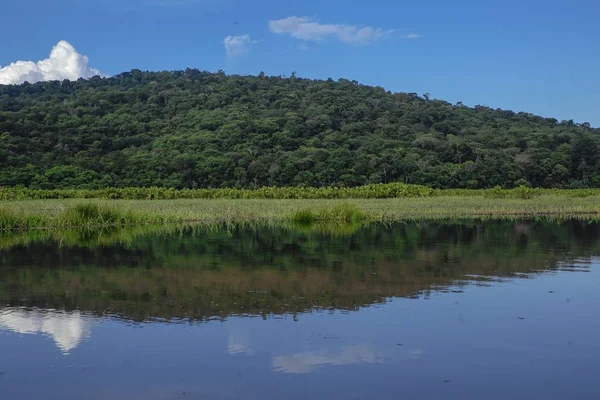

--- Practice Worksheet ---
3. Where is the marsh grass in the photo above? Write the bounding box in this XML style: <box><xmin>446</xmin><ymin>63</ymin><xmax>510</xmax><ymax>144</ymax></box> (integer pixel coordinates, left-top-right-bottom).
<box><xmin>0</xmin><ymin>202</ymin><xmax>172</xmax><ymax>231</ymax></box>
<box><xmin>58</xmin><ymin>203</ymin><xmax>142</xmax><ymax>227</ymax></box>
<box><xmin>0</xmin><ymin>195</ymin><xmax>599</xmax><ymax>232</ymax></box>
<box><xmin>0</xmin><ymin>208</ymin><xmax>48</xmax><ymax>230</ymax></box>
<box><xmin>0</xmin><ymin>220</ymin><xmax>372</xmax><ymax>250</ymax></box>
<box><xmin>483</xmin><ymin>185</ymin><xmax>537</xmax><ymax>199</ymax></box>
<box><xmin>292</xmin><ymin>203</ymin><xmax>367</xmax><ymax>224</ymax></box>
<box><xmin>286</xmin><ymin>220</ymin><xmax>366</xmax><ymax>236</ymax></box>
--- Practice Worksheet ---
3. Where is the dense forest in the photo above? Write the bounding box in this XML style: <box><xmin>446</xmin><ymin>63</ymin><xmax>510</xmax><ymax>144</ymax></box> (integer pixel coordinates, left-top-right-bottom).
<box><xmin>0</xmin><ymin>69</ymin><xmax>598</xmax><ymax>189</ymax></box>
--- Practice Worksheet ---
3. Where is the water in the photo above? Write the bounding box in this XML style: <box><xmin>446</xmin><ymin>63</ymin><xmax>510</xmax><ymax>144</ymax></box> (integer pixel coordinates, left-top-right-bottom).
<box><xmin>0</xmin><ymin>220</ymin><xmax>599</xmax><ymax>400</ymax></box>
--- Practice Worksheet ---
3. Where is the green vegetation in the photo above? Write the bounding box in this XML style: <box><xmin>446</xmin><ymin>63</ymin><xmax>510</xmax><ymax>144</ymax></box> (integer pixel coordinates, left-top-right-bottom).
<box><xmin>0</xmin><ymin>194</ymin><xmax>599</xmax><ymax>230</ymax></box>
<box><xmin>0</xmin><ymin>202</ymin><xmax>168</xmax><ymax>230</ymax></box>
<box><xmin>3</xmin><ymin>184</ymin><xmax>600</xmax><ymax>200</ymax></box>
<box><xmin>291</xmin><ymin>203</ymin><xmax>366</xmax><ymax>224</ymax></box>
<box><xmin>0</xmin><ymin>183</ymin><xmax>437</xmax><ymax>200</ymax></box>
<box><xmin>57</xmin><ymin>203</ymin><xmax>148</xmax><ymax>227</ymax></box>
<box><xmin>0</xmin><ymin>208</ymin><xmax>39</xmax><ymax>230</ymax></box>
<box><xmin>1</xmin><ymin>70</ymin><xmax>599</xmax><ymax>190</ymax></box>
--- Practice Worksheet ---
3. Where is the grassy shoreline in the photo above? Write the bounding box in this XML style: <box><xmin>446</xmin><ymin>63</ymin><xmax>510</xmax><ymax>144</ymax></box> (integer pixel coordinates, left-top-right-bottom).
<box><xmin>2</xmin><ymin>183</ymin><xmax>600</xmax><ymax>201</ymax></box>
<box><xmin>1</xmin><ymin>195</ymin><xmax>600</xmax><ymax>230</ymax></box>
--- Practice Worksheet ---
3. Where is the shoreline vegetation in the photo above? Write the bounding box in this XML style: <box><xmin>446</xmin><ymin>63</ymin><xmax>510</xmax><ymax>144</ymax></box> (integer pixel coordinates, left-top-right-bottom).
<box><xmin>0</xmin><ymin>183</ymin><xmax>600</xmax><ymax>230</ymax></box>
<box><xmin>3</xmin><ymin>183</ymin><xmax>600</xmax><ymax>201</ymax></box>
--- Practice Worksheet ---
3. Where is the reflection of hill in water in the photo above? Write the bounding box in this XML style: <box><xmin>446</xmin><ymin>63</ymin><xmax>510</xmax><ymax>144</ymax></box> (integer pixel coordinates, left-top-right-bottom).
<box><xmin>0</xmin><ymin>220</ymin><xmax>598</xmax><ymax>322</ymax></box>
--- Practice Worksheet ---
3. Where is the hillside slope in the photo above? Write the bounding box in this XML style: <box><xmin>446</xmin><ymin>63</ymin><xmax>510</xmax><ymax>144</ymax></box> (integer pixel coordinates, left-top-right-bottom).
<box><xmin>0</xmin><ymin>69</ymin><xmax>598</xmax><ymax>189</ymax></box>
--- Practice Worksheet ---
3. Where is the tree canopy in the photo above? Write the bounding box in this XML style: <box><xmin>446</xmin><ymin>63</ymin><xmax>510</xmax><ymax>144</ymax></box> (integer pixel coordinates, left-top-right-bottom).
<box><xmin>0</xmin><ymin>69</ymin><xmax>598</xmax><ymax>189</ymax></box>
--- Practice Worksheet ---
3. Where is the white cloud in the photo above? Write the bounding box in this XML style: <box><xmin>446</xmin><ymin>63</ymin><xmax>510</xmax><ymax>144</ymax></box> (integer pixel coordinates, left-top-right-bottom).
<box><xmin>401</xmin><ymin>33</ymin><xmax>422</xmax><ymax>39</ymax></box>
<box><xmin>272</xmin><ymin>344</ymin><xmax>426</xmax><ymax>374</ymax></box>
<box><xmin>227</xmin><ymin>332</ymin><xmax>255</xmax><ymax>355</ymax></box>
<box><xmin>272</xmin><ymin>345</ymin><xmax>386</xmax><ymax>374</ymax></box>
<box><xmin>223</xmin><ymin>34</ymin><xmax>252</xmax><ymax>58</ymax></box>
<box><xmin>0</xmin><ymin>41</ymin><xmax>103</xmax><ymax>85</ymax></box>
<box><xmin>268</xmin><ymin>16</ymin><xmax>396</xmax><ymax>46</ymax></box>
<box><xmin>0</xmin><ymin>307</ymin><xmax>93</xmax><ymax>354</ymax></box>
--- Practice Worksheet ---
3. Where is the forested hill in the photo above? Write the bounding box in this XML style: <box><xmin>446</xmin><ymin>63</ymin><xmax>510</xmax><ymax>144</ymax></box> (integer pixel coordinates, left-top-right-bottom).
<box><xmin>1</xmin><ymin>69</ymin><xmax>598</xmax><ymax>189</ymax></box>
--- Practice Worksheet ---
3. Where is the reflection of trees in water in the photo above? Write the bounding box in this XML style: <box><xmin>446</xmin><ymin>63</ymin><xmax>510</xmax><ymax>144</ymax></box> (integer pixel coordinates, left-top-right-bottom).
<box><xmin>0</xmin><ymin>220</ymin><xmax>598</xmax><ymax>322</ymax></box>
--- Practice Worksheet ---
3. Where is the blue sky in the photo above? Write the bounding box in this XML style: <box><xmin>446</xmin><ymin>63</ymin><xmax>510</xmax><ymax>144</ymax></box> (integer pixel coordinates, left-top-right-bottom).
<box><xmin>1</xmin><ymin>0</ymin><xmax>599</xmax><ymax>125</ymax></box>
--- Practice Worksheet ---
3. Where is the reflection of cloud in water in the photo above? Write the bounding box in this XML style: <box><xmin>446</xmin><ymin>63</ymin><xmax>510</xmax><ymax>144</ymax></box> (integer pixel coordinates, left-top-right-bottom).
<box><xmin>0</xmin><ymin>308</ymin><xmax>92</xmax><ymax>353</ymax></box>
<box><xmin>408</xmin><ymin>349</ymin><xmax>424</xmax><ymax>359</ymax></box>
<box><xmin>227</xmin><ymin>331</ymin><xmax>254</xmax><ymax>355</ymax></box>
<box><xmin>273</xmin><ymin>345</ymin><xmax>386</xmax><ymax>374</ymax></box>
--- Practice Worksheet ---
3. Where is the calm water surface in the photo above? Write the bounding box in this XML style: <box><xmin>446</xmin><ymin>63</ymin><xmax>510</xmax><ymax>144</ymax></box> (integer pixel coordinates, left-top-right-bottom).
<box><xmin>0</xmin><ymin>220</ymin><xmax>599</xmax><ymax>399</ymax></box>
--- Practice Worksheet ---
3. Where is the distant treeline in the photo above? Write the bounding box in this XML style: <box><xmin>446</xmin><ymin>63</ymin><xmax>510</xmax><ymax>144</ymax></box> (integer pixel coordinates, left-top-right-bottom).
<box><xmin>1</xmin><ymin>69</ymin><xmax>599</xmax><ymax>189</ymax></box>
<box><xmin>1</xmin><ymin>183</ymin><xmax>599</xmax><ymax>200</ymax></box>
